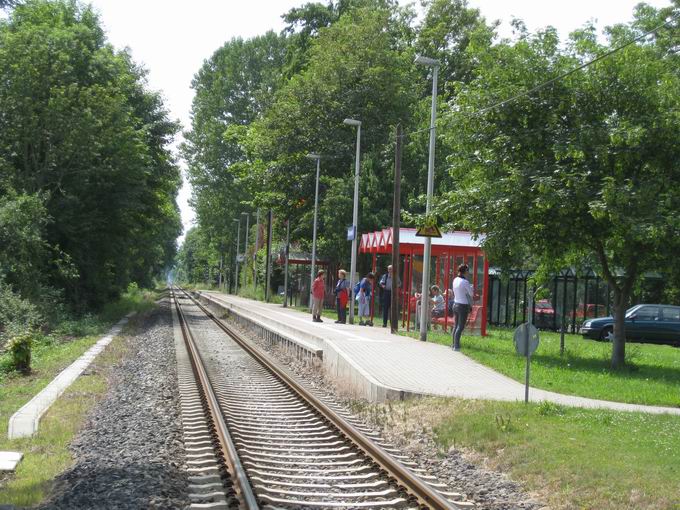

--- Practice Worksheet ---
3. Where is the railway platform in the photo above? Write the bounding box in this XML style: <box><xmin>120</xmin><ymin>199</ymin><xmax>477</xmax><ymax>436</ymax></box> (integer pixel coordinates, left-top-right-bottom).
<box><xmin>197</xmin><ymin>291</ymin><xmax>680</xmax><ymax>415</ymax></box>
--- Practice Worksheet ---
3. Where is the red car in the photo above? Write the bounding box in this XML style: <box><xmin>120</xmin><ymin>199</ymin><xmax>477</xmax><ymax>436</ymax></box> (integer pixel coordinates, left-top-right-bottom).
<box><xmin>576</xmin><ymin>303</ymin><xmax>606</xmax><ymax>320</ymax></box>
<box><xmin>533</xmin><ymin>300</ymin><xmax>555</xmax><ymax>328</ymax></box>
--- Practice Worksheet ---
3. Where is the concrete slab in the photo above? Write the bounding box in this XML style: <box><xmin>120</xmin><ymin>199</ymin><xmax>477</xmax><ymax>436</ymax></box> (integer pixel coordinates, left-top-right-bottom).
<box><xmin>201</xmin><ymin>292</ymin><xmax>680</xmax><ymax>415</ymax></box>
<box><xmin>7</xmin><ymin>313</ymin><xmax>134</xmax><ymax>439</ymax></box>
<box><xmin>0</xmin><ymin>451</ymin><xmax>23</xmax><ymax>471</ymax></box>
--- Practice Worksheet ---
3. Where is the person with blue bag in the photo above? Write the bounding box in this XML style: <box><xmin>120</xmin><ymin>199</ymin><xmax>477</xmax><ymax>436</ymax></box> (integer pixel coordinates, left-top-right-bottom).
<box><xmin>355</xmin><ymin>272</ymin><xmax>375</xmax><ymax>326</ymax></box>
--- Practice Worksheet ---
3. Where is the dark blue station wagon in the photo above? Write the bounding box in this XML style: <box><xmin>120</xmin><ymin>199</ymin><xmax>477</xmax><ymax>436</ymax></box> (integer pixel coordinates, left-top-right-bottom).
<box><xmin>580</xmin><ymin>304</ymin><xmax>680</xmax><ymax>346</ymax></box>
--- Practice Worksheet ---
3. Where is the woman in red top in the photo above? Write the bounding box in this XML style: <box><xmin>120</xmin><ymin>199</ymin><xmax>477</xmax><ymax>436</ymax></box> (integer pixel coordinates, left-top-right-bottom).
<box><xmin>311</xmin><ymin>269</ymin><xmax>326</xmax><ymax>322</ymax></box>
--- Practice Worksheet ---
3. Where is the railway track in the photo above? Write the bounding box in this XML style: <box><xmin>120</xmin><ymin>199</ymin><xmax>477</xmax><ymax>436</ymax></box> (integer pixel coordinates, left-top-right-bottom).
<box><xmin>172</xmin><ymin>287</ymin><xmax>472</xmax><ymax>509</ymax></box>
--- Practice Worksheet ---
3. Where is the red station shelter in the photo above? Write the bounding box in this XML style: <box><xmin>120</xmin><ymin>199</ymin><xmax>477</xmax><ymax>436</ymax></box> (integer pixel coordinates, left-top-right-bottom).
<box><xmin>359</xmin><ymin>227</ymin><xmax>488</xmax><ymax>336</ymax></box>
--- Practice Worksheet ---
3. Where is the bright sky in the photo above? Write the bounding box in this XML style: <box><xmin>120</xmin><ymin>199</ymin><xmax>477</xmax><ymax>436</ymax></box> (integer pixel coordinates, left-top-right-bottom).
<box><xmin>7</xmin><ymin>0</ymin><xmax>672</xmax><ymax>242</ymax></box>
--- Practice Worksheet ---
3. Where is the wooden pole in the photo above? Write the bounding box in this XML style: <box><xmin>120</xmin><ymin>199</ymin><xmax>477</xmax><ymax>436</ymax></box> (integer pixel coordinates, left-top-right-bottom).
<box><xmin>390</xmin><ymin>125</ymin><xmax>402</xmax><ymax>334</ymax></box>
<box><xmin>283</xmin><ymin>219</ymin><xmax>290</xmax><ymax>307</ymax></box>
<box><xmin>265</xmin><ymin>209</ymin><xmax>273</xmax><ymax>302</ymax></box>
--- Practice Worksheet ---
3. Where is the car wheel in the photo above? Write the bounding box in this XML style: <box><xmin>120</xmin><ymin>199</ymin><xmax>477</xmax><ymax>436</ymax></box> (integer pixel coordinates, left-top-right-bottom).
<box><xmin>600</xmin><ymin>326</ymin><xmax>615</xmax><ymax>342</ymax></box>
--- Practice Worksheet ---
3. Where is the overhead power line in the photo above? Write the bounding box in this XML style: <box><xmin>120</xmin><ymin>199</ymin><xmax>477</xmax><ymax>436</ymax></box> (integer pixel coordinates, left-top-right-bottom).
<box><xmin>399</xmin><ymin>11</ymin><xmax>680</xmax><ymax>140</ymax></box>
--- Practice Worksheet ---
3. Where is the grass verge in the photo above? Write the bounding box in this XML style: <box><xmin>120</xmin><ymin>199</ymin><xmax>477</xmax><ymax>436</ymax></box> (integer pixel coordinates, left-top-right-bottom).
<box><xmin>0</xmin><ymin>287</ymin><xmax>158</xmax><ymax>506</ymax></box>
<box><xmin>403</xmin><ymin>328</ymin><xmax>680</xmax><ymax>407</ymax></box>
<box><xmin>354</xmin><ymin>397</ymin><xmax>680</xmax><ymax>510</ymax></box>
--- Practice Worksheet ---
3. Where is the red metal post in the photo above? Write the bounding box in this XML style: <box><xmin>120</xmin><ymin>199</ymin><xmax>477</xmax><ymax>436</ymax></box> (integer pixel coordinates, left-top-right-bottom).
<box><xmin>402</xmin><ymin>254</ymin><xmax>409</xmax><ymax>327</ymax></box>
<box><xmin>406</xmin><ymin>251</ymin><xmax>414</xmax><ymax>331</ymax></box>
<box><xmin>371</xmin><ymin>253</ymin><xmax>377</xmax><ymax>323</ymax></box>
<box><xmin>443</xmin><ymin>254</ymin><xmax>451</xmax><ymax>333</ymax></box>
<box><xmin>482</xmin><ymin>255</ymin><xmax>489</xmax><ymax>336</ymax></box>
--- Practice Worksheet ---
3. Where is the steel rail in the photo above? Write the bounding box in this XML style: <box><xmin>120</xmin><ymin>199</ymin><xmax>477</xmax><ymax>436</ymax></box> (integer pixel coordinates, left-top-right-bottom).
<box><xmin>179</xmin><ymin>287</ymin><xmax>455</xmax><ymax>510</ymax></box>
<box><xmin>172</xmin><ymin>289</ymin><xmax>260</xmax><ymax>510</ymax></box>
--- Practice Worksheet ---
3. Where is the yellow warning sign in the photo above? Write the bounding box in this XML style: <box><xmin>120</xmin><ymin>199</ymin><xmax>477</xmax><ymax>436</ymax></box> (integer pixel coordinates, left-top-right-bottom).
<box><xmin>415</xmin><ymin>224</ymin><xmax>442</xmax><ymax>238</ymax></box>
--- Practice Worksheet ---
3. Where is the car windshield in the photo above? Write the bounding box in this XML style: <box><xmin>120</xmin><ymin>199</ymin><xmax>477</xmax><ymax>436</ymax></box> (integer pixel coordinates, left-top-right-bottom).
<box><xmin>535</xmin><ymin>302</ymin><xmax>552</xmax><ymax>309</ymax></box>
<box><xmin>625</xmin><ymin>305</ymin><xmax>643</xmax><ymax>317</ymax></box>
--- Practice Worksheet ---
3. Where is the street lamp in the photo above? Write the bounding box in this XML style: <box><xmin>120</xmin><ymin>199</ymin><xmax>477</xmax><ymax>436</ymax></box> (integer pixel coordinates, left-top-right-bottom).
<box><xmin>415</xmin><ymin>55</ymin><xmax>440</xmax><ymax>342</ymax></box>
<box><xmin>306</xmin><ymin>153</ymin><xmax>321</xmax><ymax>310</ymax></box>
<box><xmin>241</xmin><ymin>212</ymin><xmax>250</xmax><ymax>287</ymax></box>
<box><xmin>233</xmin><ymin>218</ymin><xmax>241</xmax><ymax>294</ymax></box>
<box><xmin>343</xmin><ymin>118</ymin><xmax>361</xmax><ymax>324</ymax></box>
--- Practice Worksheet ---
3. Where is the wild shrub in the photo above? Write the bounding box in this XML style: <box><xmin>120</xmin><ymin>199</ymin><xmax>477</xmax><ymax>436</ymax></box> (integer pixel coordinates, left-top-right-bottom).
<box><xmin>7</xmin><ymin>332</ymin><xmax>33</xmax><ymax>374</ymax></box>
<box><xmin>0</xmin><ymin>280</ymin><xmax>43</xmax><ymax>350</ymax></box>
<box><xmin>537</xmin><ymin>400</ymin><xmax>566</xmax><ymax>417</ymax></box>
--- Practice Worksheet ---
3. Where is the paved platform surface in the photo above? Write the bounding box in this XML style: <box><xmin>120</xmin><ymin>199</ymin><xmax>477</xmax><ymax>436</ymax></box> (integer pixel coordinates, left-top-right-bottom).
<box><xmin>203</xmin><ymin>292</ymin><xmax>680</xmax><ymax>415</ymax></box>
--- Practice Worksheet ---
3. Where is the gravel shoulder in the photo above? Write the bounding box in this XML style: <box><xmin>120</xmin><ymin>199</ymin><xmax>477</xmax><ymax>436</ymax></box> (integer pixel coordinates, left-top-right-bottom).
<box><xmin>38</xmin><ymin>300</ymin><xmax>189</xmax><ymax>510</ymax></box>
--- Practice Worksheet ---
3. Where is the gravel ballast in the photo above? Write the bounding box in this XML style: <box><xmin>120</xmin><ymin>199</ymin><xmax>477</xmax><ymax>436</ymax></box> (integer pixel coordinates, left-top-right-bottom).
<box><xmin>219</xmin><ymin>304</ymin><xmax>546</xmax><ymax>510</ymax></box>
<box><xmin>39</xmin><ymin>301</ymin><xmax>189</xmax><ymax>510</ymax></box>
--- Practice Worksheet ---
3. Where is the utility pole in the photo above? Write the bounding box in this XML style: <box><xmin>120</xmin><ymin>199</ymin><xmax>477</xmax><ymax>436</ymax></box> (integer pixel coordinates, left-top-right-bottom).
<box><xmin>265</xmin><ymin>209</ymin><xmax>273</xmax><ymax>302</ymax></box>
<box><xmin>283</xmin><ymin>218</ymin><xmax>290</xmax><ymax>307</ymax></box>
<box><xmin>242</xmin><ymin>212</ymin><xmax>250</xmax><ymax>287</ymax></box>
<box><xmin>391</xmin><ymin>125</ymin><xmax>402</xmax><ymax>333</ymax></box>
<box><xmin>254</xmin><ymin>209</ymin><xmax>260</xmax><ymax>293</ymax></box>
<box><xmin>218</xmin><ymin>254</ymin><xmax>223</xmax><ymax>290</ymax></box>
<box><xmin>233</xmin><ymin>218</ymin><xmax>241</xmax><ymax>294</ymax></box>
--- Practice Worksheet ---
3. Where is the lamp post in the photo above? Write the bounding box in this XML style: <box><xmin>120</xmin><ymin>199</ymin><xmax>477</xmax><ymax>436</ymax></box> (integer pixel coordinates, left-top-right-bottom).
<box><xmin>241</xmin><ymin>212</ymin><xmax>249</xmax><ymax>287</ymax></box>
<box><xmin>306</xmin><ymin>153</ymin><xmax>321</xmax><ymax>310</ymax></box>
<box><xmin>415</xmin><ymin>55</ymin><xmax>440</xmax><ymax>342</ymax></box>
<box><xmin>233</xmin><ymin>218</ymin><xmax>241</xmax><ymax>294</ymax></box>
<box><xmin>343</xmin><ymin>118</ymin><xmax>361</xmax><ymax>324</ymax></box>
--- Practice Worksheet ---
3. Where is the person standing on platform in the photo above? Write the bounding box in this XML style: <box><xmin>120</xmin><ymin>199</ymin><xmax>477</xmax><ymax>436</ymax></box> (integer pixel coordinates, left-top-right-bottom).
<box><xmin>334</xmin><ymin>269</ymin><xmax>350</xmax><ymax>324</ymax></box>
<box><xmin>451</xmin><ymin>264</ymin><xmax>474</xmax><ymax>351</ymax></box>
<box><xmin>379</xmin><ymin>265</ymin><xmax>400</xmax><ymax>328</ymax></box>
<box><xmin>357</xmin><ymin>272</ymin><xmax>375</xmax><ymax>326</ymax></box>
<box><xmin>311</xmin><ymin>269</ymin><xmax>326</xmax><ymax>323</ymax></box>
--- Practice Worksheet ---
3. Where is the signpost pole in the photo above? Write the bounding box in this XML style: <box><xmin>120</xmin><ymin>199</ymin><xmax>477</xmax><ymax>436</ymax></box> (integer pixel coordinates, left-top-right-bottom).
<box><xmin>525</xmin><ymin>335</ymin><xmax>530</xmax><ymax>404</ymax></box>
<box><xmin>515</xmin><ymin>292</ymin><xmax>539</xmax><ymax>405</ymax></box>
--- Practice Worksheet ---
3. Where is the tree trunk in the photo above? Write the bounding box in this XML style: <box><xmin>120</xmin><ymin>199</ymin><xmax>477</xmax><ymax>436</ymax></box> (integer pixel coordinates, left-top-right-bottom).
<box><xmin>593</xmin><ymin>240</ymin><xmax>637</xmax><ymax>370</ymax></box>
<box><xmin>611</xmin><ymin>290</ymin><xmax>627</xmax><ymax>369</ymax></box>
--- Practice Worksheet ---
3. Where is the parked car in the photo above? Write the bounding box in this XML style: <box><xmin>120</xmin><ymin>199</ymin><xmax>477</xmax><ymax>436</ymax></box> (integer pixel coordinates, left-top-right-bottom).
<box><xmin>575</xmin><ymin>303</ymin><xmax>606</xmax><ymax>320</ymax></box>
<box><xmin>533</xmin><ymin>300</ymin><xmax>555</xmax><ymax>329</ymax></box>
<box><xmin>580</xmin><ymin>304</ymin><xmax>680</xmax><ymax>346</ymax></box>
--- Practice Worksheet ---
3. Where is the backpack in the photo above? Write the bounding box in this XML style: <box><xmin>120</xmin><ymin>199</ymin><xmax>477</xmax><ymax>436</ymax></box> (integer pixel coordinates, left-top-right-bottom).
<box><xmin>353</xmin><ymin>281</ymin><xmax>361</xmax><ymax>296</ymax></box>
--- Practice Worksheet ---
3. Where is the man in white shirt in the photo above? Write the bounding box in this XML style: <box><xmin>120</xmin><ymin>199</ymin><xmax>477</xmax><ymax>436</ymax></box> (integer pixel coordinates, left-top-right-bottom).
<box><xmin>451</xmin><ymin>264</ymin><xmax>474</xmax><ymax>351</ymax></box>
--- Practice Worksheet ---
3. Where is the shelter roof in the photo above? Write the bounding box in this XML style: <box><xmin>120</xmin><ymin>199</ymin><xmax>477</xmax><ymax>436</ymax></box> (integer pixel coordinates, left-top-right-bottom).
<box><xmin>359</xmin><ymin>228</ymin><xmax>485</xmax><ymax>255</ymax></box>
<box><xmin>275</xmin><ymin>251</ymin><xmax>329</xmax><ymax>266</ymax></box>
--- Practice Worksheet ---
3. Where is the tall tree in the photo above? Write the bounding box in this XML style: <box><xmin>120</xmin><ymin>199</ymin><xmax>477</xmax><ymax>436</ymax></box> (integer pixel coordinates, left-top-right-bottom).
<box><xmin>441</xmin><ymin>4</ymin><xmax>680</xmax><ymax>368</ymax></box>
<box><xmin>245</xmin><ymin>4</ymin><xmax>419</xmax><ymax>261</ymax></box>
<box><xmin>0</xmin><ymin>0</ymin><xmax>181</xmax><ymax>308</ymax></box>
<box><xmin>182</xmin><ymin>31</ymin><xmax>288</xmax><ymax>260</ymax></box>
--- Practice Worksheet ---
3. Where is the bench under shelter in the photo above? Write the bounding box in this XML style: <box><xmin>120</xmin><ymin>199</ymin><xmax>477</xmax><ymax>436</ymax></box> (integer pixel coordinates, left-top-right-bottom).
<box><xmin>359</xmin><ymin>228</ymin><xmax>488</xmax><ymax>336</ymax></box>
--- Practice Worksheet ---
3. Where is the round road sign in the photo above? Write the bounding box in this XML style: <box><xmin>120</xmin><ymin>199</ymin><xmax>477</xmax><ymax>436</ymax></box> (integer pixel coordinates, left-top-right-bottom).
<box><xmin>514</xmin><ymin>323</ymin><xmax>539</xmax><ymax>357</ymax></box>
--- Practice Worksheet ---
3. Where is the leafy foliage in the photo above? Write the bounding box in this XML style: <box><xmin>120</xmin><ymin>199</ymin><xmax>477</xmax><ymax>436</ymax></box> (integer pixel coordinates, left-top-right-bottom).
<box><xmin>0</xmin><ymin>0</ymin><xmax>181</xmax><ymax>315</ymax></box>
<box><xmin>440</xmin><ymin>4</ymin><xmax>680</xmax><ymax>367</ymax></box>
<box><xmin>7</xmin><ymin>332</ymin><xmax>33</xmax><ymax>374</ymax></box>
<box><xmin>181</xmin><ymin>0</ymin><xmax>680</xmax><ymax>371</ymax></box>
<box><xmin>0</xmin><ymin>280</ymin><xmax>43</xmax><ymax>348</ymax></box>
